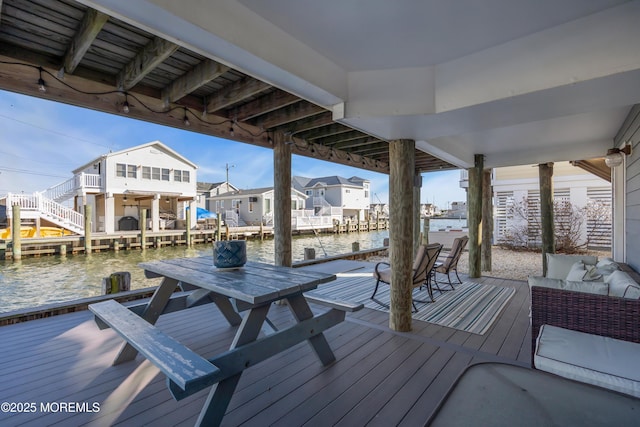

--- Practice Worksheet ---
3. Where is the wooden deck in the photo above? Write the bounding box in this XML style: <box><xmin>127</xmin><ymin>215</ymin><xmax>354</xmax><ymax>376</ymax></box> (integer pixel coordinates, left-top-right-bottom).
<box><xmin>0</xmin><ymin>261</ymin><xmax>531</xmax><ymax>426</ymax></box>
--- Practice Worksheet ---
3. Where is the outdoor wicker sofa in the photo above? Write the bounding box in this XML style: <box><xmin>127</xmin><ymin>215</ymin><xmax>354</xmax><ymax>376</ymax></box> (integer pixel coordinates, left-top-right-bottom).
<box><xmin>530</xmin><ymin>255</ymin><xmax>640</xmax><ymax>397</ymax></box>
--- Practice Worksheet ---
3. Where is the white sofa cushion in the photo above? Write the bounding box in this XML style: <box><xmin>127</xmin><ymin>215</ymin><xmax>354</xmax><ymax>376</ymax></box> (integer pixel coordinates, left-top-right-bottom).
<box><xmin>528</xmin><ymin>276</ymin><xmax>609</xmax><ymax>296</ymax></box>
<box><xmin>606</xmin><ymin>271</ymin><xmax>640</xmax><ymax>299</ymax></box>
<box><xmin>546</xmin><ymin>254</ymin><xmax>598</xmax><ymax>280</ymax></box>
<box><xmin>535</xmin><ymin>325</ymin><xmax>640</xmax><ymax>397</ymax></box>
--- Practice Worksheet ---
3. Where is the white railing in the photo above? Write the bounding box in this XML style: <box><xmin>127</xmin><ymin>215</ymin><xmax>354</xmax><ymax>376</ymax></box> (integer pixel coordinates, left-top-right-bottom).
<box><xmin>43</xmin><ymin>173</ymin><xmax>102</xmax><ymax>202</ymax></box>
<box><xmin>292</xmin><ymin>213</ymin><xmax>334</xmax><ymax>230</ymax></box>
<box><xmin>225</xmin><ymin>210</ymin><xmax>239</xmax><ymax>227</ymax></box>
<box><xmin>6</xmin><ymin>192</ymin><xmax>84</xmax><ymax>234</ymax></box>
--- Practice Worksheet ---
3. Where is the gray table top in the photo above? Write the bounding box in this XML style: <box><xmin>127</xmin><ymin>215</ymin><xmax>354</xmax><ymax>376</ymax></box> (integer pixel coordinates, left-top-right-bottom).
<box><xmin>139</xmin><ymin>256</ymin><xmax>336</xmax><ymax>305</ymax></box>
<box><xmin>429</xmin><ymin>362</ymin><xmax>640</xmax><ymax>427</ymax></box>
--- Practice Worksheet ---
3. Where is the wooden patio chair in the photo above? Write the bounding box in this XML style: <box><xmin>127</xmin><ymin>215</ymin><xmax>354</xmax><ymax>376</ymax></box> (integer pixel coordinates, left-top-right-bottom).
<box><xmin>371</xmin><ymin>243</ymin><xmax>443</xmax><ymax>312</ymax></box>
<box><xmin>433</xmin><ymin>235</ymin><xmax>469</xmax><ymax>291</ymax></box>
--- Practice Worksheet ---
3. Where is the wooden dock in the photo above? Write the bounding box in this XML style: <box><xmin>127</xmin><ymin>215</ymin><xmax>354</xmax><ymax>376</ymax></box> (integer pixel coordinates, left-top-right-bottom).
<box><xmin>0</xmin><ymin>219</ymin><xmax>389</xmax><ymax>260</ymax></box>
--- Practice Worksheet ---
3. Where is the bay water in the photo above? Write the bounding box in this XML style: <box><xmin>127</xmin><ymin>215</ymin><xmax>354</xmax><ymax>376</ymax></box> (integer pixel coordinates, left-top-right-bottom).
<box><xmin>0</xmin><ymin>230</ymin><xmax>389</xmax><ymax>313</ymax></box>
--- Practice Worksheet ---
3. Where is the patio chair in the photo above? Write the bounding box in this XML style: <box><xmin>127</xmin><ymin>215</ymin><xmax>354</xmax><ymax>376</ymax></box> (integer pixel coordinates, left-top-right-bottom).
<box><xmin>433</xmin><ymin>236</ymin><xmax>469</xmax><ymax>291</ymax></box>
<box><xmin>371</xmin><ymin>243</ymin><xmax>443</xmax><ymax>312</ymax></box>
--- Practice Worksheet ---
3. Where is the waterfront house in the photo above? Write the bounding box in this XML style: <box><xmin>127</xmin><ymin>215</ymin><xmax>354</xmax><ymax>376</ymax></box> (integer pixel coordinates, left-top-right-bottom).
<box><xmin>208</xmin><ymin>186</ymin><xmax>319</xmax><ymax>230</ymax></box>
<box><xmin>196</xmin><ymin>181</ymin><xmax>238</xmax><ymax>213</ymax></box>
<box><xmin>2</xmin><ymin>140</ymin><xmax>199</xmax><ymax>235</ymax></box>
<box><xmin>72</xmin><ymin>140</ymin><xmax>198</xmax><ymax>233</ymax></box>
<box><xmin>293</xmin><ymin>175</ymin><xmax>370</xmax><ymax>222</ymax></box>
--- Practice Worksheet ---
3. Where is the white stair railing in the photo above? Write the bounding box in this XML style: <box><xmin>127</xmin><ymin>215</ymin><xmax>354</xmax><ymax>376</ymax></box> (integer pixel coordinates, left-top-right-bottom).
<box><xmin>6</xmin><ymin>192</ymin><xmax>84</xmax><ymax>234</ymax></box>
<box><xmin>43</xmin><ymin>173</ymin><xmax>102</xmax><ymax>202</ymax></box>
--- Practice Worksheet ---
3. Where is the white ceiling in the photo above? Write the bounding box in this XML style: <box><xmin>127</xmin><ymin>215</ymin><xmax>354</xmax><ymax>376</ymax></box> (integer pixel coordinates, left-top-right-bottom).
<box><xmin>85</xmin><ymin>0</ymin><xmax>640</xmax><ymax>169</ymax></box>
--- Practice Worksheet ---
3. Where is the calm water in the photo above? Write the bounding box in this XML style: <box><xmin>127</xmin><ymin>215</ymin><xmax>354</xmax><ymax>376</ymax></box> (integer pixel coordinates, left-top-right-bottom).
<box><xmin>0</xmin><ymin>230</ymin><xmax>389</xmax><ymax>313</ymax></box>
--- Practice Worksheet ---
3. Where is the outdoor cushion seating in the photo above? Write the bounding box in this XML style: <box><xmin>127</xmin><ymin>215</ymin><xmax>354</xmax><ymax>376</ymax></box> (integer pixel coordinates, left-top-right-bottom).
<box><xmin>534</xmin><ymin>324</ymin><xmax>640</xmax><ymax>397</ymax></box>
<box><xmin>372</xmin><ymin>243</ymin><xmax>443</xmax><ymax>312</ymax></box>
<box><xmin>530</xmin><ymin>255</ymin><xmax>640</xmax><ymax>396</ymax></box>
<box><xmin>433</xmin><ymin>235</ymin><xmax>468</xmax><ymax>291</ymax></box>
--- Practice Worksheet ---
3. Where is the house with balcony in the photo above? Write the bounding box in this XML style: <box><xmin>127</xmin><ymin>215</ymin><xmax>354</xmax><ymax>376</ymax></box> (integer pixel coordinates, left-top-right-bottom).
<box><xmin>3</xmin><ymin>141</ymin><xmax>198</xmax><ymax>235</ymax></box>
<box><xmin>293</xmin><ymin>175</ymin><xmax>371</xmax><ymax>223</ymax></box>
<box><xmin>207</xmin><ymin>186</ymin><xmax>328</xmax><ymax>231</ymax></box>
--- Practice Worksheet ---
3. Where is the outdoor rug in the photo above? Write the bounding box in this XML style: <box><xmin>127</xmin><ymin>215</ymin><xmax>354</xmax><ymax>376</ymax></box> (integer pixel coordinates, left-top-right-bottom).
<box><xmin>316</xmin><ymin>272</ymin><xmax>515</xmax><ymax>335</ymax></box>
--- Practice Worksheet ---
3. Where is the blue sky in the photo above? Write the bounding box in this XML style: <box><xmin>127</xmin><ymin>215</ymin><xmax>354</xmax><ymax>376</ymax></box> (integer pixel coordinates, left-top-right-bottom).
<box><xmin>0</xmin><ymin>90</ymin><xmax>466</xmax><ymax>209</ymax></box>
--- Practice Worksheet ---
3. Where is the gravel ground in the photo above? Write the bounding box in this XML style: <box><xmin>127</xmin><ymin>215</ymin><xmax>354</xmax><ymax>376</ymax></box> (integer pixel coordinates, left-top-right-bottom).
<box><xmin>369</xmin><ymin>247</ymin><xmax>611</xmax><ymax>281</ymax></box>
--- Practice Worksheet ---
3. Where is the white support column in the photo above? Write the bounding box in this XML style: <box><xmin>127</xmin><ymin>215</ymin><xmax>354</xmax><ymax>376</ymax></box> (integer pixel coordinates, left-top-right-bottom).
<box><xmin>152</xmin><ymin>194</ymin><xmax>160</xmax><ymax>232</ymax></box>
<box><xmin>105</xmin><ymin>193</ymin><xmax>115</xmax><ymax>234</ymax></box>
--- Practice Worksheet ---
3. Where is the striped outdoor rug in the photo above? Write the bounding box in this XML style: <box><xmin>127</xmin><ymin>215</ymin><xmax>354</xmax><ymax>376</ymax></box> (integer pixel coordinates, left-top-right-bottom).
<box><xmin>317</xmin><ymin>274</ymin><xmax>515</xmax><ymax>335</ymax></box>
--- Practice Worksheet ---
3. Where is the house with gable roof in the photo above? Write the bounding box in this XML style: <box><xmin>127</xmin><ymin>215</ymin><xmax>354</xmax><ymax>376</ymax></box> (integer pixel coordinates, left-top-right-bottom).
<box><xmin>3</xmin><ymin>141</ymin><xmax>199</xmax><ymax>235</ymax></box>
<box><xmin>293</xmin><ymin>175</ymin><xmax>371</xmax><ymax>222</ymax></box>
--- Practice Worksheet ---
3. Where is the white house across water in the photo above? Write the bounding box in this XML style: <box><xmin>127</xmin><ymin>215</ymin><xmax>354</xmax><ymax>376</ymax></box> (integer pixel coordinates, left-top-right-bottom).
<box><xmin>3</xmin><ymin>141</ymin><xmax>199</xmax><ymax>235</ymax></box>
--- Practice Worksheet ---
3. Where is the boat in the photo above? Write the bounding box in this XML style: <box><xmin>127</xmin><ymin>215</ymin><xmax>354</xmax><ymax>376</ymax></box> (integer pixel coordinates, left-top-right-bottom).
<box><xmin>0</xmin><ymin>227</ymin><xmax>73</xmax><ymax>239</ymax></box>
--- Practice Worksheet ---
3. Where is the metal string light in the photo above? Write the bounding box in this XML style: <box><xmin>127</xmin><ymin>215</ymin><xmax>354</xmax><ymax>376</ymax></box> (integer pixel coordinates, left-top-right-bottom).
<box><xmin>37</xmin><ymin>67</ymin><xmax>46</xmax><ymax>93</ymax></box>
<box><xmin>122</xmin><ymin>93</ymin><xmax>130</xmax><ymax>114</ymax></box>
<box><xmin>183</xmin><ymin>108</ymin><xmax>190</xmax><ymax>126</ymax></box>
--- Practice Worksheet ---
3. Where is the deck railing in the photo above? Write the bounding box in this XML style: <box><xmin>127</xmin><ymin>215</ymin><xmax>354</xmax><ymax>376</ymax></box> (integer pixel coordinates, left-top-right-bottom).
<box><xmin>6</xmin><ymin>193</ymin><xmax>84</xmax><ymax>234</ymax></box>
<box><xmin>43</xmin><ymin>173</ymin><xmax>102</xmax><ymax>202</ymax></box>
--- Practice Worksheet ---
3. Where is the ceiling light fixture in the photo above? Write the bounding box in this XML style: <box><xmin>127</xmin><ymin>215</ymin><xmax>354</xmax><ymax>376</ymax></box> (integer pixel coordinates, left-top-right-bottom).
<box><xmin>605</xmin><ymin>144</ymin><xmax>632</xmax><ymax>168</ymax></box>
<box><xmin>122</xmin><ymin>93</ymin><xmax>130</xmax><ymax>114</ymax></box>
<box><xmin>183</xmin><ymin>108</ymin><xmax>190</xmax><ymax>126</ymax></box>
<box><xmin>37</xmin><ymin>67</ymin><xmax>46</xmax><ymax>93</ymax></box>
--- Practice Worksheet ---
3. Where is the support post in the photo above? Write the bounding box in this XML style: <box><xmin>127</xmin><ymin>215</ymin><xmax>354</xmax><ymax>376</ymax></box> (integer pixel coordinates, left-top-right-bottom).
<box><xmin>185</xmin><ymin>208</ymin><xmax>192</xmax><ymax>247</ymax></box>
<box><xmin>413</xmin><ymin>173</ymin><xmax>422</xmax><ymax>258</ymax></box>
<box><xmin>539</xmin><ymin>162</ymin><xmax>555</xmax><ymax>275</ymax></box>
<box><xmin>273</xmin><ymin>132</ymin><xmax>292</xmax><ymax>267</ymax></box>
<box><xmin>481</xmin><ymin>169</ymin><xmax>492</xmax><ymax>271</ymax></box>
<box><xmin>11</xmin><ymin>204</ymin><xmax>21</xmax><ymax>260</ymax></box>
<box><xmin>468</xmin><ymin>154</ymin><xmax>483</xmax><ymax>278</ymax></box>
<box><xmin>140</xmin><ymin>209</ymin><xmax>147</xmax><ymax>251</ymax></box>
<box><xmin>389</xmin><ymin>139</ymin><xmax>415</xmax><ymax>332</ymax></box>
<box><xmin>84</xmin><ymin>204</ymin><xmax>92</xmax><ymax>254</ymax></box>
<box><xmin>422</xmin><ymin>217</ymin><xmax>430</xmax><ymax>244</ymax></box>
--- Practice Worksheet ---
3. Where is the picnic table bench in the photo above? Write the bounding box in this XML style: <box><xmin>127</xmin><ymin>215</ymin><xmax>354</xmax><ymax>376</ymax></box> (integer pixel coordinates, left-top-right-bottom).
<box><xmin>89</xmin><ymin>257</ymin><xmax>362</xmax><ymax>426</ymax></box>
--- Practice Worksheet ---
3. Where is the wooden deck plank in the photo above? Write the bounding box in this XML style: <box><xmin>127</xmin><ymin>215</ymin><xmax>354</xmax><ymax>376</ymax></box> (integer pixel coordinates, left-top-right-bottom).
<box><xmin>399</xmin><ymin>351</ymin><xmax>474</xmax><ymax>426</ymax></box>
<box><xmin>0</xmin><ymin>274</ymin><xmax>532</xmax><ymax>427</ymax></box>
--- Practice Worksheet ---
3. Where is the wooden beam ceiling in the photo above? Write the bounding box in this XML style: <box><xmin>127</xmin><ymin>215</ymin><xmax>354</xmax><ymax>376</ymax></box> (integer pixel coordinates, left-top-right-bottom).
<box><xmin>63</xmin><ymin>9</ymin><xmax>109</xmax><ymax>74</ymax></box>
<box><xmin>0</xmin><ymin>0</ymin><xmax>461</xmax><ymax>176</ymax></box>
<box><xmin>162</xmin><ymin>59</ymin><xmax>229</xmax><ymax>107</ymax></box>
<box><xmin>206</xmin><ymin>77</ymin><xmax>271</xmax><ymax>113</ymax></box>
<box><xmin>117</xmin><ymin>37</ymin><xmax>179</xmax><ymax>90</ymax></box>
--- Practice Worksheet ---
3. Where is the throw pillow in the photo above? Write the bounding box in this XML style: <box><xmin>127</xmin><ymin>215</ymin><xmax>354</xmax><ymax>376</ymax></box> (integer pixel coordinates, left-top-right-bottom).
<box><xmin>596</xmin><ymin>257</ymin><xmax>620</xmax><ymax>269</ymax></box>
<box><xmin>546</xmin><ymin>254</ymin><xmax>598</xmax><ymax>280</ymax></box>
<box><xmin>606</xmin><ymin>270</ymin><xmax>640</xmax><ymax>299</ymax></box>
<box><xmin>565</xmin><ymin>261</ymin><xmax>586</xmax><ymax>281</ymax></box>
<box><xmin>583</xmin><ymin>265</ymin><xmax>603</xmax><ymax>282</ymax></box>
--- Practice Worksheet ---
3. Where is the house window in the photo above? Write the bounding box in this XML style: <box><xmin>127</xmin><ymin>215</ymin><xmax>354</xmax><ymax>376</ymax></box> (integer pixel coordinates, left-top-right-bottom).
<box><xmin>183</xmin><ymin>171</ymin><xmax>190</xmax><ymax>183</ymax></box>
<box><xmin>248</xmin><ymin>200</ymin><xmax>254</xmax><ymax>212</ymax></box>
<box><xmin>152</xmin><ymin>167</ymin><xmax>160</xmax><ymax>180</ymax></box>
<box><xmin>305</xmin><ymin>190</ymin><xmax>312</xmax><ymax>196</ymax></box>
<box><xmin>127</xmin><ymin>165</ymin><xmax>137</xmax><ymax>178</ymax></box>
<box><xmin>162</xmin><ymin>168</ymin><xmax>170</xmax><ymax>181</ymax></box>
<box><xmin>174</xmin><ymin>170</ymin><xmax>182</xmax><ymax>182</ymax></box>
<box><xmin>142</xmin><ymin>166</ymin><xmax>151</xmax><ymax>179</ymax></box>
<box><xmin>116</xmin><ymin>163</ymin><xmax>126</xmax><ymax>177</ymax></box>
<box><xmin>265</xmin><ymin>198</ymin><xmax>271</xmax><ymax>214</ymax></box>
<box><xmin>345</xmin><ymin>189</ymin><xmax>350</xmax><ymax>193</ymax></box>
<box><xmin>365</xmin><ymin>191</ymin><xmax>369</xmax><ymax>197</ymax></box>
<box><xmin>232</xmin><ymin>199</ymin><xmax>240</xmax><ymax>209</ymax></box>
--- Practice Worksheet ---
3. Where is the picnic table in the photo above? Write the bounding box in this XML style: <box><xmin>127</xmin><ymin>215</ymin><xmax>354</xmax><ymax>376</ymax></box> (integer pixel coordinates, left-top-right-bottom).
<box><xmin>89</xmin><ymin>256</ymin><xmax>362</xmax><ymax>426</ymax></box>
